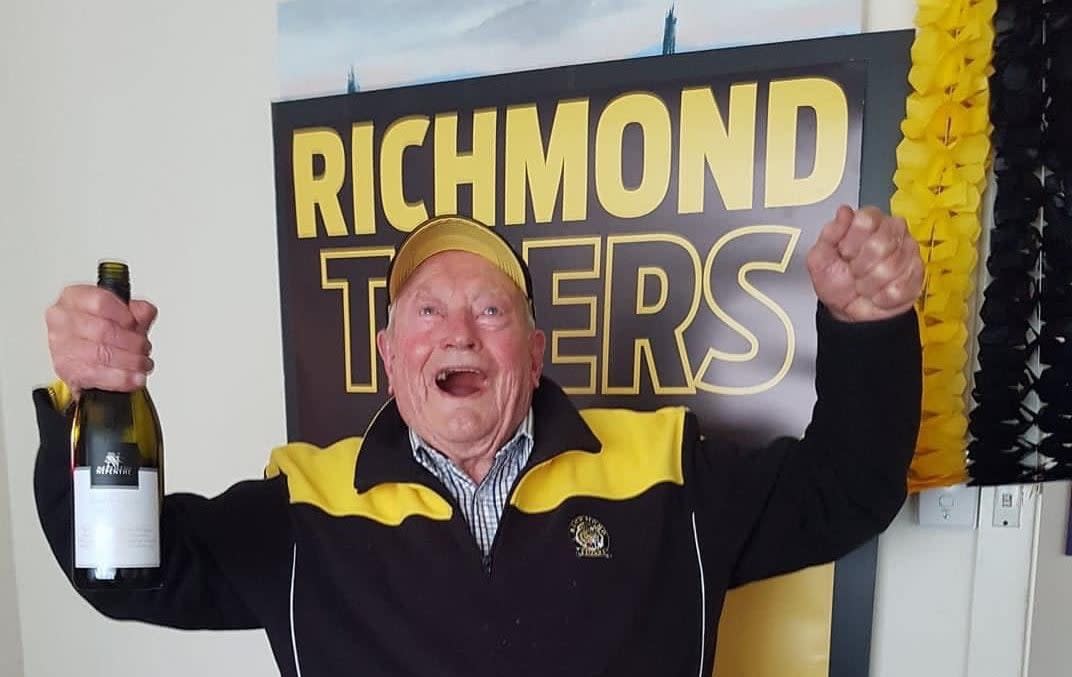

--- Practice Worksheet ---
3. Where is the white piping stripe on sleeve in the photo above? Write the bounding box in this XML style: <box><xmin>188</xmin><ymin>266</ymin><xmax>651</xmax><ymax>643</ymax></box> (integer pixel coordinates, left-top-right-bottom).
<box><xmin>290</xmin><ymin>543</ymin><xmax>303</xmax><ymax>677</ymax></box>
<box><xmin>691</xmin><ymin>512</ymin><xmax>707</xmax><ymax>677</ymax></box>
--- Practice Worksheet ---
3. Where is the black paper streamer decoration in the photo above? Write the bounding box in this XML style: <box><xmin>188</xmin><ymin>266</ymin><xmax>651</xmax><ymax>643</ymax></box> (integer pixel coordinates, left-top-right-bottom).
<box><xmin>968</xmin><ymin>0</ymin><xmax>1071</xmax><ymax>484</ymax></box>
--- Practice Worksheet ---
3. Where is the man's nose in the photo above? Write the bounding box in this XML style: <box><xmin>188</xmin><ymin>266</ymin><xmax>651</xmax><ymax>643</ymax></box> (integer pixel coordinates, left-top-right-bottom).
<box><xmin>441</xmin><ymin>312</ymin><xmax>479</xmax><ymax>350</ymax></box>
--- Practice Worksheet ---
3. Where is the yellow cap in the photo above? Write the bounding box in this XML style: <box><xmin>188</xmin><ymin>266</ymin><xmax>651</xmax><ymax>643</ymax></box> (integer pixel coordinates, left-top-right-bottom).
<box><xmin>387</xmin><ymin>215</ymin><xmax>534</xmax><ymax>316</ymax></box>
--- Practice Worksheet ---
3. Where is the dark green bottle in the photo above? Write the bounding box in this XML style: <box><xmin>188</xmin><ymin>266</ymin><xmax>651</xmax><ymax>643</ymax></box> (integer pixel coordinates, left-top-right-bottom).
<box><xmin>71</xmin><ymin>261</ymin><xmax>164</xmax><ymax>590</ymax></box>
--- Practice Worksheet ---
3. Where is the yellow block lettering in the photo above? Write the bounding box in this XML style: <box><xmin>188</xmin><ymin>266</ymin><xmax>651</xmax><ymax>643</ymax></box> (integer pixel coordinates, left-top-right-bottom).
<box><xmin>351</xmin><ymin>122</ymin><xmax>376</xmax><ymax>236</ymax></box>
<box><xmin>293</xmin><ymin>128</ymin><xmax>347</xmax><ymax>239</ymax></box>
<box><xmin>678</xmin><ymin>84</ymin><xmax>757</xmax><ymax>213</ymax></box>
<box><xmin>435</xmin><ymin>108</ymin><xmax>497</xmax><ymax>225</ymax></box>
<box><xmin>765</xmin><ymin>77</ymin><xmax>848</xmax><ymax>208</ymax></box>
<box><xmin>595</xmin><ymin>93</ymin><xmax>672</xmax><ymax>219</ymax></box>
<box><xmin>380</xmin><ymin>116</ymin><xmax>430</xmax><ymax>232</ymax></box>
<box><xmin>504</xmin><ymin>99</ymin><xmax>589</xmax><ymax>225</ymax></box>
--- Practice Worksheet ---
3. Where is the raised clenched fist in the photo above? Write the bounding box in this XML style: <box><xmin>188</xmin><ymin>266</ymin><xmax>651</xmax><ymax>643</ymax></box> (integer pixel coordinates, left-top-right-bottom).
<box><xmin>45</xmin><ymin>285</ymin><xmax>158</xmax><ymax>398</ymax></box>
<box><xmin>806</xmin><ymin>205</ymin><xmax>924</xmax><ymax>323</ymax></box>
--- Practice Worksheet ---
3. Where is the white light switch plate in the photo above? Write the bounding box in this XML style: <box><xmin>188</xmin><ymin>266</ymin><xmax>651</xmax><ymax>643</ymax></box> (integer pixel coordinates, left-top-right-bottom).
<box><xmin>992</xmin><ymin>485</ymin><xmax>1023</xmax><ymax>528</ymax></box>
<box><xmin>917</xmin><ymin>485</ymin><xmax>979</xmax><ymax>527</ymax></box>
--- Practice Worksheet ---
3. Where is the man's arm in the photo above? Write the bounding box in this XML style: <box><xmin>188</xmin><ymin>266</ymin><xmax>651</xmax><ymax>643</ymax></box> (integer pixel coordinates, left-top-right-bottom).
<box><xmin>691</xmin><ymin>305</ymin><xmax>920</xmax><ymax>588</ymax></box>
<box><xmin>688</xmin><ymin>205</ymin><xmax>923</xmax><ymax>586</ymax></box>
<box><xmin>33</xmin><ymin>386</ymin><xmax>293</xmax><ymax>629</ymax></box>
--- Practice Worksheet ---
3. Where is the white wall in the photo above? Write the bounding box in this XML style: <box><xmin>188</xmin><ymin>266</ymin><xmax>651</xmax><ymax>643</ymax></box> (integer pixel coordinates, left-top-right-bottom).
<box><xmin>0</xmin><ymin>1</ymin><xmax>284</xmax><ymax>675</ymax></box>
<box><xmin>0</xmin><ymin>388</ymin><xmax>25</xmax><ymax>677</ymax></box>
<box><xmin>0</xmin><ymin>5</ymin><xmax>27</xmax><ymax>674</ymax></box>
<box><xmin>1028</xmin><ymin>482</ymin><xmax>1072</xmax><ymax>677</ymax></box>
<box><xmin>0</xmin><ymin>0</ymin><xmax>22</xmax><ymax>665</ymax></box>
<box><xmin>872</xmin><ymin>486</ymin><xmax>1043</xmax><ymax>677</ymax></box>
<box><xmin>0</xmin><ymin>1</ymin><xmax>1061</xmax><ymax>676</ymax></box>
<box><xmin>862</xmin><ymin>4</ymin><xmax>1068</xmax><ymax>677</ymax></box>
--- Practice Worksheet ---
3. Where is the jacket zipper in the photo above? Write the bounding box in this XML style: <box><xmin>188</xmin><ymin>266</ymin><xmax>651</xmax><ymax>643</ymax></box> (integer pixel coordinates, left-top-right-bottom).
<box><xmin>484</xmin><ymin>456</ymin><xmax>535</xmax><ymax>576</ymax></box>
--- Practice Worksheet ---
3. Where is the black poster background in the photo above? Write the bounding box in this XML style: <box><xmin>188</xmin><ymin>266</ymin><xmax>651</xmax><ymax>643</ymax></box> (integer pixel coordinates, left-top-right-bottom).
<box><xmin>271</xmin><ymin>30</ymin><xmax>913</xmax><ymax>676</ymax></box>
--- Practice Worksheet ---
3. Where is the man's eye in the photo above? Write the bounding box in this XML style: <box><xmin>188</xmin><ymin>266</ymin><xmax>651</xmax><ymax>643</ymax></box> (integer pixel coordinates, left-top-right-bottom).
<box><xmin>419</xmin><ymin>305</ymin><xmax>436</xmax><ymax>316</ymax></box>
<box><xmin>482</xmin><ymin>306</ymin><xmax>501</xmax><ymax>316</ymax></box>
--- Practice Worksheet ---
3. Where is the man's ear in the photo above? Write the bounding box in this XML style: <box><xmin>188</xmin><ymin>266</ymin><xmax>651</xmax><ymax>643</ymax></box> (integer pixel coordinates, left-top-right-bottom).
<box><xmin>529</xmin><ymin>329</ymin><xmax>546</xmax><ymax>385</ymax></box>
<box><xmin>376</xmin><ymin>329</ymin><xmax>394</xmax><ymax>394</ymax></box>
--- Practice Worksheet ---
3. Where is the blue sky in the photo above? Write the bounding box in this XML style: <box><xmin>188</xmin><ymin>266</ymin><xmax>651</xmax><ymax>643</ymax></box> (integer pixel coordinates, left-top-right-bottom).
<box><xmin>276</xmin><ymin>0</ymin><xmax>863</xmax><ymax>100</ymax></box>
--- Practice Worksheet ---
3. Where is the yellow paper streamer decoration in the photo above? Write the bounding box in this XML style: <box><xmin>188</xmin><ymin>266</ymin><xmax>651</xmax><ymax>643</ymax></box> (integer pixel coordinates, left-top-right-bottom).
<box><xmin>891</xmin><ymin>0</ymin><xmax>996</xmax><ymax>492</ymax></box>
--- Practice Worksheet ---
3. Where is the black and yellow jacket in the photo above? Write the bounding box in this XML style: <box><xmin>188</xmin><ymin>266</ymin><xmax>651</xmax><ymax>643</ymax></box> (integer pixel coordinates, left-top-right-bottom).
<box><xmin>32</xmin><ymin>307</ymin><xmax>921</xmax><ymax>677</ymax></box>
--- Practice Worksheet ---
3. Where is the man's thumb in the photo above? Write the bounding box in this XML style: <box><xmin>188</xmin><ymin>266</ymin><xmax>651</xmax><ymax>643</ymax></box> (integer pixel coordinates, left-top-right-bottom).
<box><xmin>130</xmin><ymin>300</ymin><xmax>159</xmax><ymax>334</ymax></box>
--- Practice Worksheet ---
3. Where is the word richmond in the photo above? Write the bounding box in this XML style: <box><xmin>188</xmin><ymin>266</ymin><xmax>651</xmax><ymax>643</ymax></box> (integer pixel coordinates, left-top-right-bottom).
<box><xmin>288</xmin><ymin>77</ymin><xmax>851</xmax><ymax>236</ymax></box>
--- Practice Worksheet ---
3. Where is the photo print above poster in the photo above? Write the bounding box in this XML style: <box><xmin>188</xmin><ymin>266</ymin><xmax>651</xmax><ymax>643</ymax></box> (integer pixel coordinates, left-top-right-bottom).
<box><xmin>276</xmin><ymin>0</ymin><xmax>864</xmax><ymax>100</ymax></box>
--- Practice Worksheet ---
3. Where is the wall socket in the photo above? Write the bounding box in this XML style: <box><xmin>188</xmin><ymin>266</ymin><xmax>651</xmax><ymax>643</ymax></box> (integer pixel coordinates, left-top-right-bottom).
<box><xmin>918</xmin><ymin>485</ymin><xmax>980</xmax><ymax>527</ymax></box>
<box><xmin>992</xmin><ymin>485</ymin><xmax>1023</xmax><ymax>528</ymax></box>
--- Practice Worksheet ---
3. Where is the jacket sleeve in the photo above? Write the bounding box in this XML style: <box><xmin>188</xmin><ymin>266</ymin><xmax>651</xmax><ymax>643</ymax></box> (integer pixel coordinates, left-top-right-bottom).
<box><xmin>689</xmin><ymin>304</ymin><xmax>922</xmax><ymax>589</ymax></box>
<box><xmin>31</xmin><ymin>385</ymin><xmax>294</xmax><ymax>630</ymax></box>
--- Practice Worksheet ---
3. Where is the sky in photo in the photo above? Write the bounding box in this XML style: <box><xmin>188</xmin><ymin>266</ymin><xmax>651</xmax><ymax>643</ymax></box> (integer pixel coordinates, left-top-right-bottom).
<box><xmin>276</xmin><ymin>0</ymin><xmax>863</xmax><ymax>99</ymax></box>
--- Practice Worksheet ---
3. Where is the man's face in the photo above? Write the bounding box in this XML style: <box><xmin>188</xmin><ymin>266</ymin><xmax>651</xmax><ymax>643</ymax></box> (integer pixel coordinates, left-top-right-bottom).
<box><xmin>376</xmin><ymin>251</ymin><xmax>546</xmax><ymax>458</ymax></box>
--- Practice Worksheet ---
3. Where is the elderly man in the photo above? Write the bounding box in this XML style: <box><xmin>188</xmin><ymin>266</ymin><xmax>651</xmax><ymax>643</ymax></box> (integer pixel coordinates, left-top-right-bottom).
<box><xmin>33</xmin><ymin>206</ymin><xmax>922</xmax><ymax>676</ymax></box>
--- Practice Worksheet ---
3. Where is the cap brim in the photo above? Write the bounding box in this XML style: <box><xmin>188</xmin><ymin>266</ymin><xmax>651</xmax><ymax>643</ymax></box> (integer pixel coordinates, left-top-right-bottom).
<box><xmin>388</xmin><ymin>216</ymin><xmax>532</xmax><ymax>311</ymax></box>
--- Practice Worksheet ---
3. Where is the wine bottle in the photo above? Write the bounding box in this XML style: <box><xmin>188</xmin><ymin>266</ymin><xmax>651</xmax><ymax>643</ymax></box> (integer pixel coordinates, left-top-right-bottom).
<box><xmin>71</xmin><ymin>261</ymin><xmax>164</xmax><ymax>590</ymax></box>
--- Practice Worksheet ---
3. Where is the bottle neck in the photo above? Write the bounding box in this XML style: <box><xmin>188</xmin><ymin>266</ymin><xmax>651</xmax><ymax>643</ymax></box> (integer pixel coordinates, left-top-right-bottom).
<box><xmin>97</xmin><ymin>261</ymin><xmax>131</xmax><ymax>304</ymax></box>
<box><xmin>98</xmin><ymin>280</ymin><xmax>131</xmax><ymax>304</ymax></box>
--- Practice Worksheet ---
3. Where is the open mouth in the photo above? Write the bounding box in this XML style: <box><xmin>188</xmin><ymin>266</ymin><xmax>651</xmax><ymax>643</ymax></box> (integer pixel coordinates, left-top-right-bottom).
<box><xmin>434</xmin><ymin>368</ymin><xmax>487</xmax><ymax>397</ymax></box>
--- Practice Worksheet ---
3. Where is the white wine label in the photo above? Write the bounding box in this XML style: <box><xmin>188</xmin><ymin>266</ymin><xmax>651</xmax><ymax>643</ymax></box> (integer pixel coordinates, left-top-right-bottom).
<box><xmin>87</xmin><ymin>441</ymin><xmax>140</xmax><ymax>488</ymax></box>
<box><xmin>73</xmin><ymin>468</ymin><xmax>160</xmax><ymax>568</ymax></box>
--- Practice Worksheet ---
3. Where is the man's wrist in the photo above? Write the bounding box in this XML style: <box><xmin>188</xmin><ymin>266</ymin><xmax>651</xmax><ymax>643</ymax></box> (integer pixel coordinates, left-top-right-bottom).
<box><xmin>817</xmin><ymin>301</ymin><xmax>918</xmax><ymax>332</ymax></box>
